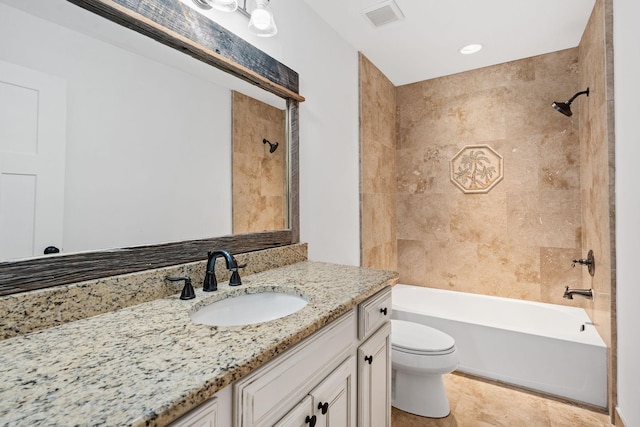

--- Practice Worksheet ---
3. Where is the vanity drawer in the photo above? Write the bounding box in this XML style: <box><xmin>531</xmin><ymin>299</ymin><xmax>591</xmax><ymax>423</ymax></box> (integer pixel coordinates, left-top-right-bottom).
<box><xmin>358</xmin><ymin>287</ymin><xmax>392</xmax><ymax>340</ymax></box>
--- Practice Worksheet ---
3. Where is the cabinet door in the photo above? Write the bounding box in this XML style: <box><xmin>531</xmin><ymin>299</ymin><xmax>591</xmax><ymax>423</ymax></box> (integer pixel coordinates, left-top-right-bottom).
<box><xmin>168</xmin><ymin>398</ymin><xmax>217</xmax><ymax>427</ymax></box>
<box><xmin>358</xmin><ymin>322</ymin><xmax>391</xmax><ymax>427</ymax></box>
<box><xmin>274</xmin><ymin>396</ymin><xmax>315</xmax><ymax>427</ymax></box>
<box><xmin>310</xmin><ymin>356</ymin><xmax>356</xmax><ymax>427</ymax></box>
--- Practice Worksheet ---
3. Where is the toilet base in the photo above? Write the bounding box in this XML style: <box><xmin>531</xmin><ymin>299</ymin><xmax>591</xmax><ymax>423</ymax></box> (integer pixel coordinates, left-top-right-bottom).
<box><xmin>392</xmin><ymin>369</ymin><xmax>450</xmax><ymax>418</ymax></box>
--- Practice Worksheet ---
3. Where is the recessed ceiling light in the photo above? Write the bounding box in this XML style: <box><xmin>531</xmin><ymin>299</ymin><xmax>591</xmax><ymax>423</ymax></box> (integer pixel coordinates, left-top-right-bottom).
<box><xmin>460</xmin><ymin>44</ymin><xmax>483</xmax><ymax>55</ymax></box>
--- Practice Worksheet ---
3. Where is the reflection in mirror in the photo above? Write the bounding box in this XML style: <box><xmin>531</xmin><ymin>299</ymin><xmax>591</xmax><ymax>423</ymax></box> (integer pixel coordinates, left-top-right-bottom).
<box><xmin>232</xmin><ymin>91</ymin><xmax>287</xmax><ymax>233</ymax></box>
<box><xmin>0</xmin><ymin>0</ymin><xmax>287</xmax><ymax>262</ymax></box>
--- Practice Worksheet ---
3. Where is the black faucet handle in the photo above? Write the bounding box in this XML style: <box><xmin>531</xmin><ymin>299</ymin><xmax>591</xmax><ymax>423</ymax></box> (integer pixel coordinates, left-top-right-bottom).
<box><xmin>166</xmin><ymin>276</ymin><xmax>196</xmax><ymax>300</ymax></box>
<box><xmin>229</xmin><ymin>268</ymin><xmax>242</xmax><ymax>287</ymax></box>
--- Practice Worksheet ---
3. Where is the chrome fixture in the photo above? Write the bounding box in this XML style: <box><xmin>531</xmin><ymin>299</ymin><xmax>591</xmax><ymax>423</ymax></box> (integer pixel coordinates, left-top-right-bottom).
<box><xmin>192</xmin><ymin>0</ymin><xmax>278</xmax><ymax>37</ymax></box>
<box><xmin>166</xmin><ymin>276</ymin><xmax>196</xmax><ymax>300</ymax></box>
<box><xmin>192</xmin><ymin>0</ymin><xmax>238</xmax><ymax>12</ymax></box>
<box><xmin>203</xmin><ymin>249</ymin><xmax>243</xmax><ymax>291</ymax></box>
<box><xmin>563</xmin><ymin>286</ymin><xmax>593</xmax><ymax>300</ymax></box>
<box><xmin>263</xmin><ymin>138</ymin><xmax>279</xmax><ymax>153</ymax></box>
<box><xmin>572</xmin><ymin>249</ymin><xmax>595</xmax><ymax>277</ymax></box>
<box><xmin>552</xmin><ymin>88</ymin><xmax>589</xmax><ymax>117</ymax></box>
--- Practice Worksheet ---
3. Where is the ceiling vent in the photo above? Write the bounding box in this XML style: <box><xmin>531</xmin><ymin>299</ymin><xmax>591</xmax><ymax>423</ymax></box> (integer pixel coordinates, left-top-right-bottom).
<box><xmin>362</xmin><ymin>0</ymin><xmax>404</xmax><ymax>28</ymax></box>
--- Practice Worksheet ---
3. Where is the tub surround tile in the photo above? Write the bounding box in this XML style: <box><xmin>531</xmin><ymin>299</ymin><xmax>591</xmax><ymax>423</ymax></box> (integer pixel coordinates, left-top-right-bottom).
<box><xmin>359</xmin><ymin>54</ymin><xmax>398</xmax><ymax>271</ymax></box>
<box><xmin>0</xmin><ymin>261</ymin><xmax>397</xmax><ymax>426</ymax></box>
<box><xmin>577</xmin><ymin>8</ymin><xmax>614</xmax><ymax>415</ymax></box>
<box><xmin>397</xmin><ymin>239</ymin><xmax>428</xmax><ymax>286</ymax></box>
<box><xmin>363</xmin><ymin>241</ymin><xmax>398</xmax><ymax>275</ymax></box>
<box><xmin>540</xmin><ymin>247</ymin><xmax>586</xmax><ymax>307</ymax></box>
<box><xmin>449</xmin><ymin>192</ymin><xmax>507</xmax><ymax>244</ymax></box>
<box><xmin>0</xmin><ymin>244</ymin><xmax>308</xmax><ymax>340</ymax></box>
<box><xmin>394</xmin><ymin>48</ymin><xmax>583</xmax><ymax>309</ymax></box>
<box><xmin>396</xmin><ymin>145</ymin><xmax>457</xmax><ymax>194</ymax></box>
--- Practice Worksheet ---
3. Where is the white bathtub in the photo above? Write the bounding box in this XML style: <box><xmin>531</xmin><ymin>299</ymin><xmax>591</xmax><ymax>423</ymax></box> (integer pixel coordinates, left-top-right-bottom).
<box><xmin>391</xmin><ymin>284</ymin><xmax>607</xmax><ymax>408</ymax></box>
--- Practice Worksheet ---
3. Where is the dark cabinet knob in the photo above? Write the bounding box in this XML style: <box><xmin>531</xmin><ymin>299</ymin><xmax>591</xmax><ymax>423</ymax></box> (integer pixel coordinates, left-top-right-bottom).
<box><xmin>318</xmin><ymin>401</ymin><xmax>329</xmax><ymax>415</ymax></box>
<box><xmin>364</xmin><ymin>355</ymin><xmax>373</xmax><ymax>365</ymax></box>
<box><xmin>305</xmin><ymin>415</ymin><xmax>317</xmax><ymax>426</ymax></box>
<box><xmin>380</xmin><ymin>307</ymin><xmax>388</xmax><ymax>316</ymax></box>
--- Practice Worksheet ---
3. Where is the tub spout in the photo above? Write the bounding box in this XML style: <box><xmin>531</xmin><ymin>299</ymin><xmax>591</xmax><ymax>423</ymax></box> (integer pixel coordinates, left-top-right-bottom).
<box><xmin>563</xmin><ymin>286</ymin><xmax>593</xmax><ymax>300</ymax></box>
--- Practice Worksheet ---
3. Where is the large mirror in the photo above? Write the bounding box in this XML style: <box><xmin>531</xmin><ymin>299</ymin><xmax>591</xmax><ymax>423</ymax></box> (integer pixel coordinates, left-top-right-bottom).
<box><xmin>0</xmin><ymin>0</ymin><xmax>301</xmax><ymax>294</ymax></box>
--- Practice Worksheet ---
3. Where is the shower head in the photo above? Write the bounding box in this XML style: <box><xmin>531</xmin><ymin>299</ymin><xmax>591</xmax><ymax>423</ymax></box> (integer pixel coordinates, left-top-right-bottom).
<box><xmin>552</xmin><ymin>88</ymin><xmax>590</xmax><ymax>117</ymax></box>
<box><xmin>263</xmin><ymin>138</ymin><xmax>279</xmax><ymax>153</ymax></box>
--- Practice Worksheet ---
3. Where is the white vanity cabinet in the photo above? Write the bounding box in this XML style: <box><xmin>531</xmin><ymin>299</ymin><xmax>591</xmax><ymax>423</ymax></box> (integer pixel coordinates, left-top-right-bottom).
<box><xmin>174</xmin><ymin>287</ymin><xmax>392</xmax><ymax>427</ymax></box>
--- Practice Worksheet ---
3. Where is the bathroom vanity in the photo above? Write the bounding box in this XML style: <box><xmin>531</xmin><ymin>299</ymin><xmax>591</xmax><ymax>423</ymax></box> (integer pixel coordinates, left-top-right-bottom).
<box><xmin>0</xmin><ymin>261</ymin><xmax>396</xmax><ymax>426</ymax></box>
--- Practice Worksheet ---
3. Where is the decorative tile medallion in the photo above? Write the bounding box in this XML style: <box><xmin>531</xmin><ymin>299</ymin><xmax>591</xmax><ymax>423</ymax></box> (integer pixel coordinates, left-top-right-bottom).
<box><xmin>450</xmin><ymin>144</ymin><xmax>503</xmax><ymax>194</ymax></box>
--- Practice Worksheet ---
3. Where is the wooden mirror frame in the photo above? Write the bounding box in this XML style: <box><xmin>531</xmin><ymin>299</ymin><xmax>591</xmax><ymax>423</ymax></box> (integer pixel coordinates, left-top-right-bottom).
<box><xmin>0</xmin><ymin>0</ymin><xmax>303</xmax><ymax>295</ymax></box>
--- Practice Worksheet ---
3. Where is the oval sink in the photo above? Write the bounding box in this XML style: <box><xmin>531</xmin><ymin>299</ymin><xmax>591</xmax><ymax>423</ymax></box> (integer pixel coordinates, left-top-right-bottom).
<box><xmin>190</xmin><ymin>291</ymin><xmax>308</xmax><ymax>327</ymax></box>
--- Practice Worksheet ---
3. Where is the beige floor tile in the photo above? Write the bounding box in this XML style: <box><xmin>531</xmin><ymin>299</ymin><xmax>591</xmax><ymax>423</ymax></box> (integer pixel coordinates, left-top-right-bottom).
<box><xmin>392</xmin><ymin>374</ymin><xmax>612</xmax><ymax>427</ymax></box>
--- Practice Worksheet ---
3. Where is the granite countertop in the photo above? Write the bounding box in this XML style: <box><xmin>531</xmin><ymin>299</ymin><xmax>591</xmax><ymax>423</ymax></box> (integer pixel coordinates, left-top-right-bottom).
<box><xmin>0</xmin><ymin>261</ymin><xmax>397</xmax><ymax>426</ymax></box>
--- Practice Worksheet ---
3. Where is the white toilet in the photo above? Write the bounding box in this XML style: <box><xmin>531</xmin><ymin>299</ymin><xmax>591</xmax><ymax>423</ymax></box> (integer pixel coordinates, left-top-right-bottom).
<box><xmin>391</xmin><ymin>319</ymin><xmax>459</xmax><ymax>418</ymax></box>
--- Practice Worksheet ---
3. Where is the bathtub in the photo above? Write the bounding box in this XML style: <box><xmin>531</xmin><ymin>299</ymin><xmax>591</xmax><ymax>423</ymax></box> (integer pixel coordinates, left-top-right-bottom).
<box><xmin>391</xmin><ymin>284</ymin><xmax>607</xmax><ymax>408</ymax></box>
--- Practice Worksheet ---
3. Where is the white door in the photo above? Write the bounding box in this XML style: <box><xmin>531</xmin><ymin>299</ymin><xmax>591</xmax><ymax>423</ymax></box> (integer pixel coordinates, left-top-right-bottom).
<box><xmin>273</xmin><ymin>395</ymin><xmax>315</xmax><ymax>427</ymax></box>
<box><xmin>358</xmin><ymin>323</ymin><xmax>391</xmax><ymax>427</ymax></box>
<box><xmin>310</xmin><ymin>356</ymin><xmax>356</xmax><ymax>427</ymax></box>
<box><xmin>0</xmin><ymin>60</ymin><xmax>66</xmax><ymax>260</ymax></box>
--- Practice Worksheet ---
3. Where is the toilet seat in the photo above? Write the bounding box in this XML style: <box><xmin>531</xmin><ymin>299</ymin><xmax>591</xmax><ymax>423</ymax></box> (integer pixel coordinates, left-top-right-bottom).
<box><xmin>391</xmin><ymin>319</ymin><xmax>455</xmax><ymax>356</ymax></box>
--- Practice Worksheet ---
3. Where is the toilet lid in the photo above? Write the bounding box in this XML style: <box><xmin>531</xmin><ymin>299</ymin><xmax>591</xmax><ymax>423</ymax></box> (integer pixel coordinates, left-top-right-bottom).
<box><xmin>391</xmin><ymin>319</ymin><xmax>455</xmax><ymax>355</ymax></box>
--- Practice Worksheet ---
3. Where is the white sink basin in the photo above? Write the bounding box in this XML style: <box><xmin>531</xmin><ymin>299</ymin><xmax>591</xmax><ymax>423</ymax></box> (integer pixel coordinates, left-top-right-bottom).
<box><xmin>190</xmin><ymin>291</ymin><xmax>308</xmax><ymax>327</ymax></box>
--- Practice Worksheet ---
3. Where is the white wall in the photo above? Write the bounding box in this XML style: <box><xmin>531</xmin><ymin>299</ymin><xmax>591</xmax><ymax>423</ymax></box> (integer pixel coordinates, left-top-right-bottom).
<box><xmin>614</xmin><ymin>0</ymin><xmax>640</xmax><ymax>425</ymax></box>
<box><xmin>0</xmin><ymin>2</ymin><xmax>233</xmax><ymax>253</ymax></box>
<box><xmin>200</xmin><ymin>0</ymin><xmax>362</xmax><ymax>266</ymax></box>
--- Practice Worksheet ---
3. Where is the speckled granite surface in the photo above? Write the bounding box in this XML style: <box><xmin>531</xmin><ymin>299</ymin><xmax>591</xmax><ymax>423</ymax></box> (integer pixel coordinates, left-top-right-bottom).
<box><xmin>0</xmin><ymin>244</ymin><xmax>308</xmax><ymax>340</ymax></box>
<box><xmin>0</xmin><ymin>261</ymin><xmax>397</xmax><ymax>426</ymax></box>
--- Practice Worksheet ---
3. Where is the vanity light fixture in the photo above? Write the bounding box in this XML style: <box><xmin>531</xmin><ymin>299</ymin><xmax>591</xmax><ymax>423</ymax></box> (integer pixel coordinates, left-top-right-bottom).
<box><xmin>193</xmin><ymin>0</ymin><xmax>238</xmax><ymax>12</ymax></box>
<box><xmin>460</xmin><ymin>44</ymin><xmax>483</xmax><ymax>55</ymax></box>
<box><xmin>192</xmin><ymin>0</ymin><xmax>278</xmax><ymax>37</ymax></box>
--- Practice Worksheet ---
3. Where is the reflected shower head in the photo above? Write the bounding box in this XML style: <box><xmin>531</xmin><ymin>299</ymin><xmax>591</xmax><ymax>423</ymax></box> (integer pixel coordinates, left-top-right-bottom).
<box><xmin>263</xmin><ymin>138</ymin><xmax>279</xmax><ymax>153</ymax></box>
<box><xmin>552</xmin><ymin>88</ymin><xmax>590</xmax><ymax>117</ymax></box>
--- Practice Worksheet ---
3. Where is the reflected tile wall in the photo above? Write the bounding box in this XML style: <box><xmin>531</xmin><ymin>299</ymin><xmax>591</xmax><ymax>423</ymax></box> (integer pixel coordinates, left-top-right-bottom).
<box><xmin>360</xmin><ymin>54</ymin><xmax>397</xmax><ymax>271</ymax></box>
<box><xmin>232</xmin><ymin>91</ymin><xmax>286</xmax><ymax>233</ymax></box>
<box><xmin>396</xmin><ymin>49</ymin><xmax>583</xmax><ymax>304</ymax></box>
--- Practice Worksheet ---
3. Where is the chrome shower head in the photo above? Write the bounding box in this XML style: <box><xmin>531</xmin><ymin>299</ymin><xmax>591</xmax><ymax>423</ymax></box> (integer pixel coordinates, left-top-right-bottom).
<box><xmin>552</xmin><ymin>88</ymin><xmax>590</xmax><ymax>117</ymax></box>
<box><xmin>263</xmin><ymin>138</ymin><xmax>279</xmax><ymax>153</ymax></box>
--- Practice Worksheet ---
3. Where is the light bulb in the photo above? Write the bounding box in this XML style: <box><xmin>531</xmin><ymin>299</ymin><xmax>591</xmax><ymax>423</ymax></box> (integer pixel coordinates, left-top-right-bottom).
<box><xmin>251</xmin><ymin>9</ymin><xmax>271</xmax><ymax>30</ymax></box>
<box><xmin>249</xmin><ymin>0</ymin><xmax>277</xmax><ymax>37</ymax></box>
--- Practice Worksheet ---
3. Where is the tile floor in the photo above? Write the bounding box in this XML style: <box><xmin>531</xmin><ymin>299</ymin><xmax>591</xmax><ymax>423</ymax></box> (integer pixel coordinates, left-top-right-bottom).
<box><xmin>392</xmin><ymin>373</ymin><xmax>613</xmax><ymax>427</ymax></box>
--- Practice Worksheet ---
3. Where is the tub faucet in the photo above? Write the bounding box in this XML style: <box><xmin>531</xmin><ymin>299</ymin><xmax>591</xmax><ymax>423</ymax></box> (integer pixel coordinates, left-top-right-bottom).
<box><xmin>563</xmin><ymin>286</ymin><xmax>593</xmax><ymax>300</ymax></box>
<box><xmin>203</xmin><ymin>249</ymin><xmax>243</xmax><ymax>291</ymax></box>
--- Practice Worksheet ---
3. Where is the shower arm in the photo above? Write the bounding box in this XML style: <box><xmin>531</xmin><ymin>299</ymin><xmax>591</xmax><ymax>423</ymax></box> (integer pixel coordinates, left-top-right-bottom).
<box><xmin>566</xmin><ymin>88</ymin><xmax>590</xmax><ymax>105</ymax></box>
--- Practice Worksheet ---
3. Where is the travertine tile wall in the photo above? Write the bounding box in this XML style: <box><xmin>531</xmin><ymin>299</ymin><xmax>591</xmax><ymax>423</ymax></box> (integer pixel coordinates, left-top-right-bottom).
<box><xmin>232</xmin><ymin>91</ymin><xmax>286</xmax><ymax>233</ymax></box>
<box><xmin>395</xmin><ymin>49</ymin><xmax>585</xmax><ymax>306</ymax></box>
<box><xmin>578</xmin><ymin>0</ymin><xmax>615</xmax><ymax>413</ymax></box>
<box><xmin>360</xmin><ymin>3</ymin><xmax>615</xmax><ymax>415</ymax></box>
<box><xmin>359</xmin><ymin>54</ymin><xmax>398</xmax><ymax>271</ymax></box>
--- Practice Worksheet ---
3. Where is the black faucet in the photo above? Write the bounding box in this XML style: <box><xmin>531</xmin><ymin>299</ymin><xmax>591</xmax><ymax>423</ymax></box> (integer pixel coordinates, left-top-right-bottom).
<box><xmin>203</xmin><ymin>249</ymin><xmax>243</xmax><ymax>291</ymax></box>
